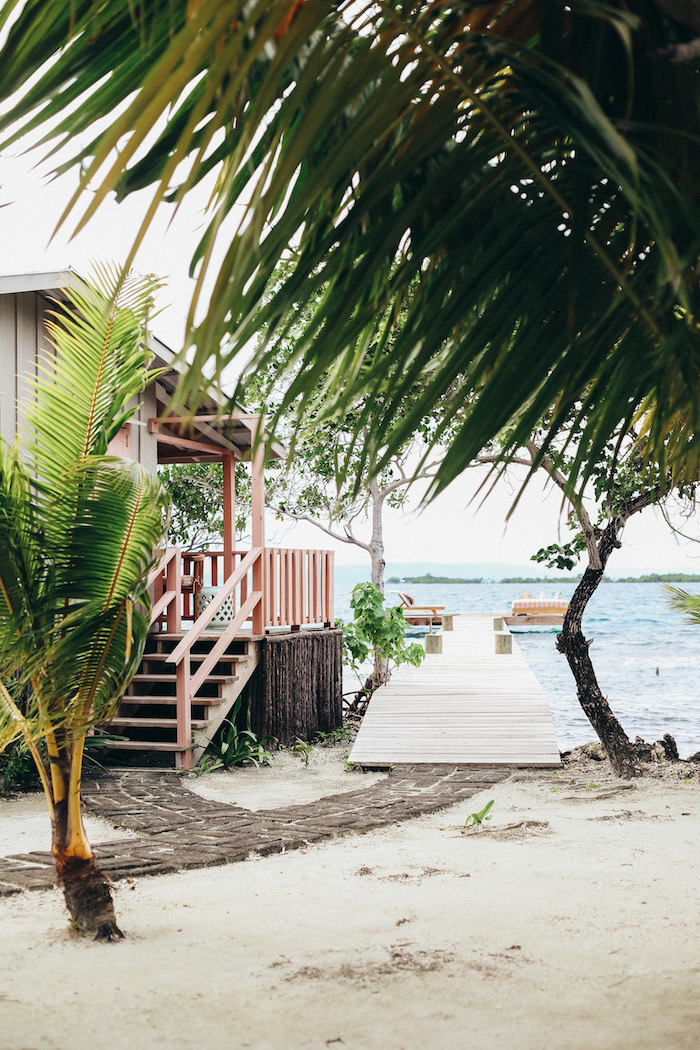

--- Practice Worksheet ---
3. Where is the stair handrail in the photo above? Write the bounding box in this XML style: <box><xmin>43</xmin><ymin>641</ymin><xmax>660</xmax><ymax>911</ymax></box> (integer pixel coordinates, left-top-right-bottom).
<box><xmin>165</xmin><ymin>547</ymin><xmax>262</xmax><ymax>770</ymax></box>
<box><xmin>166</xmin><ymin>546</ymin><xmax>262</xmax><ymax>665</ymax></box>
<box><xmin>148</xmin><ymin>546</ymin><xmax>182</xmax><ymax>629</ymax></box>
<box><xmin>148</xmin><ymin>545</ymin><xmax>177</xmax><ymax>587</ymax></box>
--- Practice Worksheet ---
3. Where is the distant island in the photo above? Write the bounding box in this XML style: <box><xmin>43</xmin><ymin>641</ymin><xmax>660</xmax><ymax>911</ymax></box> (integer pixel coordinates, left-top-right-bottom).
<box><xmin>500</xmin><ymin>576</ymin><xmax>584</xmax><ymax>584</ymax></box>
<box><xmin>387</xmin><ymin>571</ymin><xmax>700</xmax><ymax>585</ymax></box>
<box><xmin>612</xmin><ymin>572</ymin><xmax>700</xmax><ymax>583</ymax></box>
<box><xmin>388</xmin><ymin>573</ymin><xmax>483</xmax><ymax>585</ymax></box>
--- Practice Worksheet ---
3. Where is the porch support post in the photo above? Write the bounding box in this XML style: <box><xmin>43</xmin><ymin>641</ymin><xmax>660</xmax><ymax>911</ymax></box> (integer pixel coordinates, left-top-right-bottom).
<box><xmin>251</xmin><ymin>417</ymin><xmax>266</xmax><ymax>634</ymax></box>
<box><xmin>166</xmin><ymin>547</ymin><xmax>181</xmax><ymax>633</ymax></box>
<box><xmin>222</xmin><ymin>452</ymin><xmax>236</xmax><ymax>578</ymax></box>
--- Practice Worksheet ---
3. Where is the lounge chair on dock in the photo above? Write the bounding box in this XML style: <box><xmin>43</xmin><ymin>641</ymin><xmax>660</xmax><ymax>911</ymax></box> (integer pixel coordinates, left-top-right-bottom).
<box><xmin>389</xmin><ymin>591</ymin><xmax>445</xmax><ymax>627</ymax></box>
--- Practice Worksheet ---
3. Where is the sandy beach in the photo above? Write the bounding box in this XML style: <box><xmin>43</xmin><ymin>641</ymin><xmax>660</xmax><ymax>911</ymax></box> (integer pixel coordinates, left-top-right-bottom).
<box><xmin>0</xmin><ymin>747</ymin><xmax>698</xmax><ymax>1050</ymax></box>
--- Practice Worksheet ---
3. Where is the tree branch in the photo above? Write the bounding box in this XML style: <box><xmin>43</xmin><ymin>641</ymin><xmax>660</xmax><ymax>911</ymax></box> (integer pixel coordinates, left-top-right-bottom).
<box><xmin>524</xmin><ymin>439</ymin><xmax>601</xmax><ymax>567</ymax></box>
<box><xmin>266</xmin><ymin>501</ymin><xmax>372</xmax><ymax>552</ymax></box>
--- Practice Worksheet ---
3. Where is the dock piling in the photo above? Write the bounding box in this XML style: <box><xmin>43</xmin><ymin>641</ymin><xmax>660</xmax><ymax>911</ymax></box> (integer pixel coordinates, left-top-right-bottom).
<box><xmin>494</xmin><ymin>630</ymin><xmax>512</xmax><ymax>655</ymax></box>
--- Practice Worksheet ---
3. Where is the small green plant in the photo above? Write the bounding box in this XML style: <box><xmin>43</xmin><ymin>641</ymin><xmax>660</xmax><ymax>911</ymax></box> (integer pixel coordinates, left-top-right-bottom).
<box><xmin>586</xmin><ymin>780</ymin><xmax>598</xmax><ymax>789</ymax></box>
<box><xmin>445</xmin><ymin>799</ymin><xmax>495</xmax><ymax>830</ymax></box>
<box><xmin>290</xmin><ymin>738</ymin><xmax>316</xmax><ymax>767</ymax></box>
<box><xmin>313</xmin><ymin>726</ymin><xmax>352</xmax><ymax>746</ymax></box>
<box><xmin>82</xmin><ymin>730</ymin><xmax>129</xmax><ymax>772</ymax></box>
<box><xmin>551</xmin><ymin>771</ymin><xmax>559</xmax><ymax>778</ymax></box>
<box><xmin>190</xmin><ymin>755</ymin><xmax>222</xmax><ymax>777</ymax></box>
<box><xmin>196</xmin><ymin>696</ymin><xmax>274</xmax><ymax>772</ymax></box>
<box><xmin>550</xmin><ymin>787</ymin><xmax>560</xmax><ymax>793</ymax></box>
<box><xmin>338</xmin><ymin>582</ymin><xmax>426</xmax><ymax>712</ymax></box>
<box><xmin>0</xmin><ymin>738</ymin><xmax>43</xmax><ymax>793</ymax></box>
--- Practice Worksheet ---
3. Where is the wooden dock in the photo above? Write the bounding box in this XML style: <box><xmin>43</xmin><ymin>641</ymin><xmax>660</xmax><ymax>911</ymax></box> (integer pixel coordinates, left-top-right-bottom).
<box><xmin>348</xmin><ymin>614</ymin><xmax>561</xmax><ymax>767</ymax></box>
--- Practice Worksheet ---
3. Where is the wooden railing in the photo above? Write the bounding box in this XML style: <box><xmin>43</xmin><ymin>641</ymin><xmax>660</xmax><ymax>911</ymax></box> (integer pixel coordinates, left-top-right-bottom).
<box><xmin>149</xmin><ymin>547</ymin><xmax>182</xmax><ymax>632</ymax></box>
<box><xmin>264</xmin><ymin>547</ymin><xmax>334</xmax><ymax>629</ymax></box>
<box><xmin>165</xmin><ymin>547</ymin><xmax>335</xmax><ymax>630</ymax></box>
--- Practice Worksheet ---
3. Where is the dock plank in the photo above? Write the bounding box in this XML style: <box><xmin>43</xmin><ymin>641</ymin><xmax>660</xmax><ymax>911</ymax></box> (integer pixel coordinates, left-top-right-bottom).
<box><xmin>349</xmin><ymin>614</ymin><xmax>561</xmax><ymax>767</ymax></box>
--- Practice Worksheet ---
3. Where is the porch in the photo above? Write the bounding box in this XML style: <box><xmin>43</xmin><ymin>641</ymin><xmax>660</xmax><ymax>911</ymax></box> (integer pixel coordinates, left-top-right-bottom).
<box><xmin>101</xmin><ymin>544</ymin><xmax>337</xmax><ymax>769</ymax></box>
<box><xmin>103</xmin><ymin>397</ymin><xmax>339</xmax><ymax>769</ymax></box>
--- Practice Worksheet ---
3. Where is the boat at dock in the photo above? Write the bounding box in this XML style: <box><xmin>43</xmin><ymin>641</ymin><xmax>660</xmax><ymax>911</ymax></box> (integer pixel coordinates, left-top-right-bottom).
<box><xmin>504</xmin><ymin>593</ymin><xmax>569</xmax><ymax>629</ymax></box>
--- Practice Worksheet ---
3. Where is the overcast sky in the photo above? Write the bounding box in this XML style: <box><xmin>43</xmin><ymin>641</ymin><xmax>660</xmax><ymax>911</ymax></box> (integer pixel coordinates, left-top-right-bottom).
<box><xmin>2</xmin><ymin>147</ymin><xmax>699</xmax><ymax>575</ymax></box>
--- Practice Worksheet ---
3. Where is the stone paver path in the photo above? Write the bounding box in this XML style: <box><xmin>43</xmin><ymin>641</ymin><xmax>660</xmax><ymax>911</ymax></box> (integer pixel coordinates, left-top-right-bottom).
<box><xmin>0</xmin><ymin>764</ymin><xmax>516</xmax><ymax>895</ymax></box>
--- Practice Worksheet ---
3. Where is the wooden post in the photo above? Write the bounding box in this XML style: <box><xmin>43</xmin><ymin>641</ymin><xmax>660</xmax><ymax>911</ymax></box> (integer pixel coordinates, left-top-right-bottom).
<box><xmin>292</xmin><ymin>548</ymin><xmax>302</xmax><ymax>629</ymax></box>
<box><xmin>222</xmin><ymin>452</ymin><xmax>236</xmax><ymax>579</ymax></box>
<box><xmin>251</xmin><ymin>418</ymin><xmax>265</xmax><ymax>634</ymax></box>
<box><xmin>175</xmin><ymin>658</ymin><xmax>192</xmax><ymax>770</ymax></box>
<box><xmin>325</xmin><ymin>551</ymin><xmax>334</xmax><ymax>626</ymax></box>
<box><xmin>441</xmin><ymin>613</ymin><xmax>454</xmax><ymax>631</ymax></box>
<box><xmin>166</xmin><ymin>548</ymin><xmax>181</xmax><ymax>633</ymax></box>
<box><xmin>495</xmin><ymin>631</ymin><xmax>512</xmax><ymax>654</ymax></box>
<box><xmin>493</xmin><ymin>616</ymin><xmax>504</xmax><ymax>631</ymax></box>
<box><xmin>425</xmin><ymin>633</ymin><xmax>443</xmax><ymax>654</ymax></box>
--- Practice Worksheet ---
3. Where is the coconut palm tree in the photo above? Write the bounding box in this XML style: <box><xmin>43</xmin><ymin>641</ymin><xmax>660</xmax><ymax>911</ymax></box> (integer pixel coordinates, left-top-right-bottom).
<box><xmin>0</xmin><ymin>266</ymin><xmax>169</xmax><ymax>940</ymax></box>
<box><xmin>1</xmin><ymin>1</ymin><xmax>699</xmax><ymax>492</ymax></box>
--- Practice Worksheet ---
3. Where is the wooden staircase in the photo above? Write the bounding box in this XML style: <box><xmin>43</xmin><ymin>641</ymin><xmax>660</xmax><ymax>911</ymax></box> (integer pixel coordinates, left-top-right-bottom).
<box><xmin>99</xmin><ymin>633</ymin><xmax>261</xmax><ymax>768</ymax></box>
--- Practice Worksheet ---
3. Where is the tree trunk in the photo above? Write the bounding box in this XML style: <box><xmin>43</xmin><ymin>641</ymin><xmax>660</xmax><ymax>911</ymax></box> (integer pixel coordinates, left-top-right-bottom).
<box><xmin>556</xmin><ymin>564</ymin><xmax>642</xmax><ymax>778</ymax></box>
<box><xmin>369</xmin><ymin>479</ymin><xmax>386</xmax><ymax>594</ymax></box>
<box><xmin>528</xmin><ymin>442</ymin><xmax>655</xmax><ymax>778</ymax></box>
<box><xmin>369</xmin><ymin>480</ymin><xmax>389</xmax><ymax>689</ymax></box>
<box><xmin>50</xmin><ymin>747</ymin><xmax>123</xmax><ymax>940</ymax></box>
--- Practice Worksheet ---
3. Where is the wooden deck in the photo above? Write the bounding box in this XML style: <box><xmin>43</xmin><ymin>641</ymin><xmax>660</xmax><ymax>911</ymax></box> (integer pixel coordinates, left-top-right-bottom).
<box><xmin>349</xmin><ymin>614</ymin><xmax>561</xmax><ymax>767</ymax></box>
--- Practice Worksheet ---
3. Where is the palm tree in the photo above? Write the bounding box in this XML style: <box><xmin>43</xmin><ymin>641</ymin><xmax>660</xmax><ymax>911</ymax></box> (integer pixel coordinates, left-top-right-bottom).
<box><xmin>0</xmin><ymin>1</ymin><xmax>699</xmax><ymax>491</ymax></box>
<box><xmin>0</xmin><ymin>266</ymin><xmax>169</xmax><ymax>940</ymax></box>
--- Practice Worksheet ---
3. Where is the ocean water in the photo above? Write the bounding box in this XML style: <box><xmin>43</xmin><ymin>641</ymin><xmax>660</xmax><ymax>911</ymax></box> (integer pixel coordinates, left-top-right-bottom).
<box><xmin>335</xmin><ymin>581</ymin><xmax>700</xmax><ymax>758</ymax></box>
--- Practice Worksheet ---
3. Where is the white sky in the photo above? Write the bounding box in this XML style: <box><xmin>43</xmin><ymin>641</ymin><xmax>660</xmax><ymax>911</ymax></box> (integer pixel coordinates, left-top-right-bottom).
<box><xmin>1</xmin><ymin>148</ymin><xmax>699</xmax><ymax>575</ymax></box>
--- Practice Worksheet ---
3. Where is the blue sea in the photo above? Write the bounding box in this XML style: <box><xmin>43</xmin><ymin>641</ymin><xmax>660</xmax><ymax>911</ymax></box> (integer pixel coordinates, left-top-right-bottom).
<box><xmin>335</xmin><ymin>581</ymin><xmax>700</xmax><ymax>758</ymax></box>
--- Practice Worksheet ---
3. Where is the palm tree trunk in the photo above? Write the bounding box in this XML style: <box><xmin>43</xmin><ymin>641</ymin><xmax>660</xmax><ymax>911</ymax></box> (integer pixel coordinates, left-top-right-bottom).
<box><xmin>50</xmin><ymin>744</ymin><xmax>123</xmax><ymax>940</ymax></box>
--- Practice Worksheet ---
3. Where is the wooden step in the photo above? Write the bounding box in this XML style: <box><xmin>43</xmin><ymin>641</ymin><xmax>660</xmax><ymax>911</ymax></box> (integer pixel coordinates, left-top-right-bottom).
<box><xmin>130</xmin><ymin>673</ymin><xmax>235</xmax><ymax>684</ymax></box>
<box><xmin>119</xmin><ymin>694</ymin><xmax>224</xmax><ymax>707</ymax></box>
<box><xmin>107</xmin><ymin>717</ymin><xmax>209</xmax><ymax>729</ymax></box>
<box><xmin>140</xmin><ymin>652</ymin><xmax>242</xmax><ymax>667</ymax></box>
<box><xmin>152</xmin><ymin>632</ymin><xmax>258</xmax><ymax>645</ymax></box>
<box><xmin>98</xmin><ymin>740</ymin><xmax>184</xmax><ymax>752</ymax></box>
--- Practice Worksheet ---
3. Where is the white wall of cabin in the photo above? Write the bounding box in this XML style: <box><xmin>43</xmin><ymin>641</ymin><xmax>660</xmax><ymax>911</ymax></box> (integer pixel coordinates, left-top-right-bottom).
<box><xmin>0</xmin><ymin>288</ymin><xmax>160</xmax><ymax>472</ymax></box>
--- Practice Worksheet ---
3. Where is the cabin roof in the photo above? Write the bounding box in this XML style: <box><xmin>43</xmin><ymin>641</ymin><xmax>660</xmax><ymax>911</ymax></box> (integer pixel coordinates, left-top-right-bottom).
<box><xmin>0</xmin><ymin>268</ymin><xmax>283</xmax><ymax>463</ymax></box>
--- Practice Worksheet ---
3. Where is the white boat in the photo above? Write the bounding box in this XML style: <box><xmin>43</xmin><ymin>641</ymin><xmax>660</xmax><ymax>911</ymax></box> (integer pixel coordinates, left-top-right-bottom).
<box><xmin>504</xmin><ymin>592</ymin><xmax>569</xmax><ymax>629</ymax></box>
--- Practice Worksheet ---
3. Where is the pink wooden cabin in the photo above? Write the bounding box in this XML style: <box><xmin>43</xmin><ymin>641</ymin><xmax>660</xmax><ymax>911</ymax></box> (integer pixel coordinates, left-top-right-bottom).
<box><xmin>0</xmin><ymin>271</ymin><xmax>340</xmax><ymax>768</ymax></box>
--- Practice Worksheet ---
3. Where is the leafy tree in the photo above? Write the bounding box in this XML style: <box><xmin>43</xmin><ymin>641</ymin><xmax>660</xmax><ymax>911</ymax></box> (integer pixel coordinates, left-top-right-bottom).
<box><xmin>159</xmin><ymin>462</ymin><xmax>250</xmax><ymax>550</ymax></box>
<box><xmin>0</xmin><ymin>267</ymin><xmax>168</xmax><ymax>939</ymax></box>
<box><xmin>523</xmin><ymin>427</ymin><xmax>693</xmax><ymax>776</ymax></box>
<box><xmin>340</xmin><ymin>582</ymin><xmax>425</xmax><ymax>713</ymax></box>
<box><xmin>241</xmin><ymin>273</ymin><xmax>459</xmax><ymax>592</ymax></box>
<box><xmin>0</xmin><ymin>2</ymin><xmax>699</xmax><ymax>493</ymax></box>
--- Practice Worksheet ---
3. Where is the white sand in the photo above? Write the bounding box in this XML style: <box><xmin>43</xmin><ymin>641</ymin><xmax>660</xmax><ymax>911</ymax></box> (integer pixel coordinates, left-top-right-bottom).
<box><xmin>0</xmin><ymin>792</ymin><xmax>140</xmax><ymax>857</ymax></box>
<box><xmin>188</xmin><ymin>746</ymin><xmax>387</xmax><ymax>809</ymax></box>
<box><xmin>0</xmin><ymin>757</ymin><xmax>698</xmax><ymax>1050</ymax></box>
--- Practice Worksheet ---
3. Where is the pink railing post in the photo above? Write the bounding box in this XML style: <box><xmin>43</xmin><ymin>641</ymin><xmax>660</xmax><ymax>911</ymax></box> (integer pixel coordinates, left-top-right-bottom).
<box><xmin>251</xmin><ymin>421</ymin><xmax>265</xmax><ymax>635</ymax></box>
<box><xmin>326</xmin><ymin>552</ymin><xmax>334</xmax><ymax>625</ymax></box>
<box><xmin>222</xmin><ymin>452</ymin><xmax>236</xmax><ymax>579</ymax></box>
<box><xmin>166</xmin><ymin>548</ymin><xmax>182</xmax><ymax>633</ymax></box>
<box><xmin>176</xmin><ymin>656</ymin><xmax>192</xmax><ymax>771</ymax></box>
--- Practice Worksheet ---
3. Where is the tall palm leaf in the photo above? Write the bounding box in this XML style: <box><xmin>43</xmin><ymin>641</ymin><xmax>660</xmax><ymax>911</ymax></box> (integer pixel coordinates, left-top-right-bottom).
<box><xmin>1</xmin><ymin>1</ymin><xmax>699</xmax><ymax>492</ymax></box>
<box><xmin>0</xmin><ymin>267</ymin><xmax>169</xmax><ymax>940</ymax></box>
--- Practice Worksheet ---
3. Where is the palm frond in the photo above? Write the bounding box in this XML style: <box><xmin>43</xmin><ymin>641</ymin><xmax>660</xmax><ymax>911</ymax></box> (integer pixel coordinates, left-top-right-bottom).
<box><xmin>24</xmin><ymin>264</ymin><xmax>159</xmax><ymax>484</ymax></box>
<box><xmin>0</xmin><ymin>268</ymin><xmax>169</xmax><ymax>752</ymax></box>
<box><xmin>664</xmin><ymin>584</ymin><xmax>700</xmax><ymax>625</ymax></box>
<box><xmin>1</xmin><ymin>2</ymin><xmax>700</xmax><ymax>491</ymax></box>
